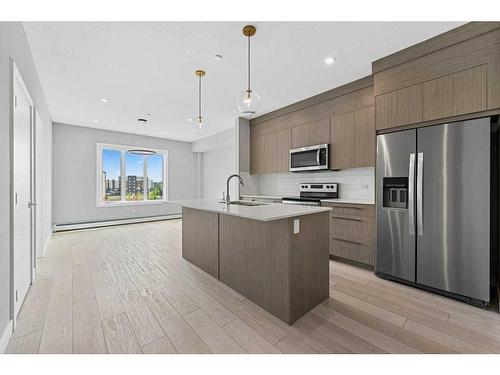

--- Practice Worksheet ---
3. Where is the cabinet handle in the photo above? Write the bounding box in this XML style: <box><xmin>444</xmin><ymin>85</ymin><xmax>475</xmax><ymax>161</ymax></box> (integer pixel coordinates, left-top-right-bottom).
<box><xmin>331</xmin><ymin>237</ymin><xmax>363</xmax><ymax>245</ymax></box>
<box><xmin>330</xmin><ymin>215</ymin><xmax>364</xmax><ymax>221</ymax></box>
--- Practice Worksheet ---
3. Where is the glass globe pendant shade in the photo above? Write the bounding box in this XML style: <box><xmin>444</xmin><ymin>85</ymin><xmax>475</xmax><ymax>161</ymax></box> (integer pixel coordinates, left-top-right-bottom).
<box><xmin>190</xmin><ymin>116</ymin><xmax>209</xmax><ymax>135</ymax></box>
<box><xmin>237</xmin><ymin>89</ymin><xmax>261</xmax><ymax>116</ymax></box>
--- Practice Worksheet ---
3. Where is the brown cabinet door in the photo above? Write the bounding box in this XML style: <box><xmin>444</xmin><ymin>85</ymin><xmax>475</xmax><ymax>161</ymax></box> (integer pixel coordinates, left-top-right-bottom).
<box><xmin>423</xmin><ymin>64</ymin><xmax>487</xmax><ymax>121</ymax></box>
<box><xmin>309</xmin><ymin>119</ymin><xmax>330</xmax><ymax>145</ymax></box>
<box><xmin>291</xmin><ymin>124</ymin><xmax>310</xmax><ymax>148</ymax></box>
<box><xmin>262</xmin><ymin>132</ymin><xmax>277</xmax><ymax>174</ymax></box>
<box><xmin>276</xmin><ymin>128</ymin><xmax>291</xmax><ymax>173</ymax></box>
<box><xmin>375</xmin><ymin>84</ymin><xmax>422</xmax><ymax>130</ymax></box>
<box><xmin>250</xmin><ymin>136</ymin><xmax>260</xmax><ymax>175</ymax></box>
<box><xmin>488</xmin><ymin>60</ymin><xmax>500</xmax><ymax>110</ymax></box>
<box><xmin>330</xmin><ymin>112</ymin><xmax>355</xmax><ymax>169</ymax></box>
<box><xmin>354</xmin><ymin>106</ymin><xmax>375</xmax><ymax>167</ymax></box>
<box><xmin>250</xmin><ymin>133</ymin><xmax>277</xmax><ymax>175</ymax></box>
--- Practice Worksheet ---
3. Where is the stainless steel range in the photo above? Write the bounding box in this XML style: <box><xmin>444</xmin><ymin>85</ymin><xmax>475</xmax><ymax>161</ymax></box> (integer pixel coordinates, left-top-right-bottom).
<box><xmin>282</xmin><ymin>183</ymin><xmax>339</xmax><ymax>206</ymax></box>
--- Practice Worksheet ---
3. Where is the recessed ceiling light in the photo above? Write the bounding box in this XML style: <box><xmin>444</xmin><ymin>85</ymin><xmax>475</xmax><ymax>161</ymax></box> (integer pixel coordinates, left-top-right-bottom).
<box><xmin>324</xmin><ymin>56</ymin><xmax>336</xmax><ymax>65</ymax></box>
<box><xmin>93</xmin><ymin>119</ymin><xmax>99</xmax><ymax>123</ymax></box>
<box><xmin>163</xmin><ymin>131</ymin><xmax>168</xmax><ymax>135</ymax></box>
<box><xmin>187</xmin><ymin>118</ymin><xmax>193</xmax><ymax>122</ymax></box>
<box><xmin>99</xmin><ymin>98</ymin><xmax>109</xmax><ymax>103</ymax></box>
<box><xmin>213</xmin><ymin>54</ymin><xmax>223</xmax><ymax>62</ymax></box>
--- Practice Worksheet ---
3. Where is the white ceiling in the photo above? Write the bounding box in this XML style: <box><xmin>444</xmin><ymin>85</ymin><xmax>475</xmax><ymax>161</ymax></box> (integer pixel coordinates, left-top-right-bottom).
<box><xmin>23</xmin><ymin>22</ymin><xmax>465</xmax><ymax>142</ymax></box>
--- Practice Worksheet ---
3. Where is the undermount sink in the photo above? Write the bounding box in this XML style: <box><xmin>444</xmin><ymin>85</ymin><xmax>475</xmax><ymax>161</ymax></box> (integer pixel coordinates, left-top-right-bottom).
<box><xmin>218</xmin><ymin>200</ymin><xmax>267</xmax><ymax>206</ymax></box>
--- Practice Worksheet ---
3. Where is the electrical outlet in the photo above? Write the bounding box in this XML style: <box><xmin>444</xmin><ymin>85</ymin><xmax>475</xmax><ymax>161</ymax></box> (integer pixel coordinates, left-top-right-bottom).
<box><xmin>361</xmin><ymin>184</ymin><xmax>369</xmax><ymax>190</ymax></box>
<box><xmin>293</xmin><ymin>219</ymin><xmax>300</xmax><ymax>234</ymax></box>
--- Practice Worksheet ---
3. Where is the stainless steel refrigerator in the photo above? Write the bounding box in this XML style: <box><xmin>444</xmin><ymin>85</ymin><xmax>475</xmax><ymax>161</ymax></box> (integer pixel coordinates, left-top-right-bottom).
<box><xmin>376</xmin><ymin>117</ymin><xmax>495</xmax><ymax>306</ymax></box>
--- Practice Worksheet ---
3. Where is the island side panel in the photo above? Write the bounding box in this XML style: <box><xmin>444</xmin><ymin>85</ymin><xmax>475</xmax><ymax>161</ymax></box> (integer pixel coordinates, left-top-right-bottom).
<box><xmin>181</xmin><ymin>207</ymin><xmax>219</xmax><ymax>279</ymax></box>
<box><xmin>289</xmin><ymin>212</ymin><xmax>330</xmax><ymax>323</ymax></box>
<box><xmin>218</xmin><ymin>215</ymin><xmax>291</xmax><ymax>322</ymax></box>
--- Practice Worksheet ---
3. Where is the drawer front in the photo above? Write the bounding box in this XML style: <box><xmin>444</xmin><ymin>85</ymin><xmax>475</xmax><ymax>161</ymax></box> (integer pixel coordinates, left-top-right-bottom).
<box><xmin>330</xmin><ymin>216</ymin><xmax>373</xmax><ymax>245</ymax></box>
<box><xmin>329</xmin><ymin>238</ymin><xmax>374</xmax><ymax>266</ymax></box>
<box><xmin>322</xmin><ymin>202</ymin><xmax>375</xmax><ymax>218</ymax></box>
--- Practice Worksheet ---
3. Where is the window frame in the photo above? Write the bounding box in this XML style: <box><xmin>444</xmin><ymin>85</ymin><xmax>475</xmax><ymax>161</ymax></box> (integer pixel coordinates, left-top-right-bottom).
<box><xmin>96</xmin><ymin>142</ymin><xmax>168</xmax><ymax>207</ymax></box>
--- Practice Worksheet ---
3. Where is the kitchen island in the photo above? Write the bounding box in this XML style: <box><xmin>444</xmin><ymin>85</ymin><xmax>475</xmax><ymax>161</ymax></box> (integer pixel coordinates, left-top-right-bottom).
<box><xmin>172</xmin><ymin>199</ymin><xmax>331</xmax><ymax>324</ymax></box>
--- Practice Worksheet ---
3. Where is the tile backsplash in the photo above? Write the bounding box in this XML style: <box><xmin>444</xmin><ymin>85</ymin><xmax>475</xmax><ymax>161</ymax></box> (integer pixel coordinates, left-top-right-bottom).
<box><xmin>258</xmin><ymin>167</ymin><xmax>374</xmax><ymax>199</ymax></box>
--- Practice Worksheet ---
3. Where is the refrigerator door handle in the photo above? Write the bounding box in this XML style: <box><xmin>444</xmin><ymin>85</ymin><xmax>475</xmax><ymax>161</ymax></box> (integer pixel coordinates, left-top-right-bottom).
<box><xmin>417</xmin><ymin>152</ymin><xmax>424</xmax><ymax>236</ymax></box>
<box><xmin>408</xmin><ymin>153</ymin><xmax>415</xmax><ymax>235</ymax></box>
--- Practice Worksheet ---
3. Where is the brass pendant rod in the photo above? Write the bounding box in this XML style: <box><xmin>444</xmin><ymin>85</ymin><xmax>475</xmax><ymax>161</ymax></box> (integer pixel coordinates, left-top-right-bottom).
<box><xmin>198</xmin><ymin>74</ymin><xmax>202</xmax><ymax>120</ymax></box>
<box><xmin>247</xmin><ymin>35</ymin><xmax>251</xmax><ymax>92</ymax></box>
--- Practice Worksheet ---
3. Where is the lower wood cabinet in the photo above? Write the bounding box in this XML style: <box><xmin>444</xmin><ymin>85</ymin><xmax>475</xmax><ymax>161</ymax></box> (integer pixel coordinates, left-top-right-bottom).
<box><xmin>322</xmin><ymin>202</ymin><xmax>375</xmax><ymax>266</ymax></box>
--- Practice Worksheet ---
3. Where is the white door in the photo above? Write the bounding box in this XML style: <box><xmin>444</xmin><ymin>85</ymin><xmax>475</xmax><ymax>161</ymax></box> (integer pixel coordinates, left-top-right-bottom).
<box><xmin>13</xmin><ymin>64</ymin><xmax>34</xmax><ymax>318</ymax></box>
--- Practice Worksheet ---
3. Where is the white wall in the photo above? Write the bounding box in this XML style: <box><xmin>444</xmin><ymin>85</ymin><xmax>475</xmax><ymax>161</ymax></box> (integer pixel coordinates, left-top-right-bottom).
<box><xmin>191</xmin><ymin>128</ymin><xmax>238</xmax><ymax>200</ymax></box>
<box><xmin>52</xmin><ymin>123</ymin><xmax>198</xmax><ymax>225</ymax></box>
<box><xmin>35</xmin><ymin>111</ymin><xmax>52</xmax><ymax>257</ymax></box>
<box><xmin>0</xmin><ymin>22</ymin><xmax>52</xmax><ymax>348</ymax></box>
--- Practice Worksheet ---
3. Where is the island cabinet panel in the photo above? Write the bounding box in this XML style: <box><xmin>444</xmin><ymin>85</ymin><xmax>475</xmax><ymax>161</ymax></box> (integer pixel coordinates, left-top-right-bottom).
<box><xmin>181</xmin><ymin>207</ymin><xmax>219</xmax><ymax>278</ymax></box>
<box><xmin>422</xmin><ymin>64</ymin><xmax>487</xmax><ymax>121</ymax></box>
<box><xmin>276</xmin><ymin>128</ymin><xmax>291</xmax><ymax>173</ymax></box>
<box><xmin>322</xmin><ymin>202</ymin><xmax>375</xmax><ymax>266</ymax></box>
<box><xmin>218</xmin><ymin>212</ymin><xmax>329</xmax><ymax>324</ymax></box>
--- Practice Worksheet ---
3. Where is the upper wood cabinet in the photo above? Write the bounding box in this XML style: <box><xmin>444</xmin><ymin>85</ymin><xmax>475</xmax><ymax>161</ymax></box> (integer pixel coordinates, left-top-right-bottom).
<box><xmin>330</xmin><ymin>112</ymin><xmax>355</xmax><ymax>170</ymax></box>
<box><xmin>276</xmin><ymin>128</ymin><xmax>291</xmax><ymax>173</ymax></box>
<box><xmin>354</xmin><ymin>107</ymin><xmax>375</xmax><ymax>168</ymax></box>
<box><xmin>291</xmin><ymin>119</ymin><xmax>330</xmax><ymax>148</ymax></box>
<box><xmin>330</xmin><ymin>107</ymin><xmax>375</xmax><ymax>169</ymax></box>
<box><xmin>375</xmin><ymin>84</ymin><xmax>422</xmax><ymax>130</ymax></box>
<box><xmin>422</xmin><ymin>64</ymin><xmax>487</xmax><ymax>121</ymax></box>
<box><xmin>374</xmin><ymin>24</ymin><xmax>500</xmax><ymax>130</ymax></box>
<box><xmin>291</xmin><ymin>123</ymin><xmax>310</xmax><ymax>148</ymax></box>
<box><xmin>309</xmin><ymin>119</ymin><xmax>330</xmax><ymax>145</ymax></box>
<box><xmin>250</xmin><ymin>133</ymin><xmax>276</xmax><ymax>175</ymax></box>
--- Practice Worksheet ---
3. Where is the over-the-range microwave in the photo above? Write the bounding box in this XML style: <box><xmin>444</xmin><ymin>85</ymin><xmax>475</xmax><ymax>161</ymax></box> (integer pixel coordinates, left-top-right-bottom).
<box><xmin>289</xmin><ymin>144</ymin><xmax>329</xmax><ymax>172</ymax></box>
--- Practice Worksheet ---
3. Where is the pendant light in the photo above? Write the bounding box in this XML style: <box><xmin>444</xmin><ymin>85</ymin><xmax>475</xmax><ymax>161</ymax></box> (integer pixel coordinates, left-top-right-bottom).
<box><xmin>128</xmin><ymin>118</ymin><xmax>156</xmax><ymax>155</ymax></box>
<box><xmin>189</xmin><ymin>69</ymin><xmax>209</xmax><ymax>135</ymax></box>
<box><xmin>237</xmin><ymin>25</ymin><xmax>261</xmax><ymax>115</ymax></box>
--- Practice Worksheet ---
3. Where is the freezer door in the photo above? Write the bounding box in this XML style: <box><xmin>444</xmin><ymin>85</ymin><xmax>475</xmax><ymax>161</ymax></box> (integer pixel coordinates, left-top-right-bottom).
<box><xmin>416</xmin><ymin>118</ymin><xmax>490</xmax><ymax>302</ymax></box>
<box><xmin>376</xmin><ymin>130</ymin><xmax>416</xmax><ymax>282</ymax></box>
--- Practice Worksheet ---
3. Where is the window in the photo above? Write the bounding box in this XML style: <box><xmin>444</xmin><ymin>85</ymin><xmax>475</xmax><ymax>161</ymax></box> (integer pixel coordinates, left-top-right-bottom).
<box><xmin>97</xmin><ymin>143</ymin><xmax>167</xmax><ymax>206</ymax></box>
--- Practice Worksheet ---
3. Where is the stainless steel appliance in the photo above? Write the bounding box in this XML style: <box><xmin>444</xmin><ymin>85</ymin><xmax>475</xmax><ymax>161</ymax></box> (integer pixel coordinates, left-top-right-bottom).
<box><xmin>282</xmin><ymin>183</ymin><xmax>338</xmax><ymax>206</ymax></box>
<box><xmin>376</xmin><ymin>117</ymin><xmax>497</xmax><ymax>306</ymax></box>
<box><xmin>290</xmin><ymin>144</ymin><xmax>329</xmax><ymax>172</ymax></box>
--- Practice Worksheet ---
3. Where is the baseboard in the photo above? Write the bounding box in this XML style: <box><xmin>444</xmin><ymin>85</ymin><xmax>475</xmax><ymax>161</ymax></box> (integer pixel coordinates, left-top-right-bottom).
<box><xmin>52</xmin><ymin>214</ymin><xmax>182</xmax><ymax>232</ymax></box>
<box><xmin>41</xmin><ymin>232</ymin><xmax>52</xmax><ymax>258</ymax></box>
<box><xmin>0</xmin><ymin>320</ymin><xmax>13</xmax><ymax>353</ymax></box>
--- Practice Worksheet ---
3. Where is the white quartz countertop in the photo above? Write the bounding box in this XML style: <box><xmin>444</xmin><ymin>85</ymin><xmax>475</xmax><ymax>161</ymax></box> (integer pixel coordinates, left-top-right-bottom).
<box><xmin>170</xmin><ymin>199</ymin><xmax>331</xmax><ymax>221</ymax></box>
<box><xmin>320</xmin><ymin>198</ymin><xmax>375</xmax><ymax>205</ymax></box>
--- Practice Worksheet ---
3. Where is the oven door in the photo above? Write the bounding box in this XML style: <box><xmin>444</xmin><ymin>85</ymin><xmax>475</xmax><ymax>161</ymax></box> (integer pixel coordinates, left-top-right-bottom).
<box><xmin>290</xmin><ymin>144</ymin><xmax>329</xmax><ymax>172</ymax></box>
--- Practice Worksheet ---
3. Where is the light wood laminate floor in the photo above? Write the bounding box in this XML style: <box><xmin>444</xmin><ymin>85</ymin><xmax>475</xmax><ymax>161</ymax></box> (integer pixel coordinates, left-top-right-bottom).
<box><xmin>6</xmin><ymin>219</ymin><xmax>500</xmax><ymax>354</ymax></box>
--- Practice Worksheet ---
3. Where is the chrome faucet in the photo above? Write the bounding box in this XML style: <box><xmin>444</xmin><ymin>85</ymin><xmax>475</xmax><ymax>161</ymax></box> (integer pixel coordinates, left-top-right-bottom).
<box><xmin>226</xmin><ymin>174</ymin><xmax>244</xmax><ymax>206</ymax></box>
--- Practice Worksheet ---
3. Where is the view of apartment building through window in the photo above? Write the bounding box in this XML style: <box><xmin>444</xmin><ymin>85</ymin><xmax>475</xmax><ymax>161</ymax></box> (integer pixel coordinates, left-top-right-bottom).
<box><xmin>99</xmin><ymin>144</ymin><xmax>167</xmax><ymax>204</ymax></box>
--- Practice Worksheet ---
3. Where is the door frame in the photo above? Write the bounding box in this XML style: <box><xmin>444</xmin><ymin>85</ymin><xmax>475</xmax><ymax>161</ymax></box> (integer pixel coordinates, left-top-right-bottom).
<box><xmin>10</xmin><ymin>60</ymin><xmax>36</xmax><ymax>325</ymax></box>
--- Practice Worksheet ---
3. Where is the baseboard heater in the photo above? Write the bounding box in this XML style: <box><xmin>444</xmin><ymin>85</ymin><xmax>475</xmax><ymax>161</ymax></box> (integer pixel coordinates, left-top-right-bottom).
<box><xmin>52</xmin><ymin>213</ymin><xmax>182</xmax><ymax>232</ymax></box>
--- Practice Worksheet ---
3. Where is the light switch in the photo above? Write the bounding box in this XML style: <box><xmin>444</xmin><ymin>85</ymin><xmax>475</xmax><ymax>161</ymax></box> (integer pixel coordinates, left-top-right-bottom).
<box><xmin>293</xmin><ymin>219</ymin><xmax>300</xmax><ymax>234</ymax></box>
